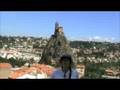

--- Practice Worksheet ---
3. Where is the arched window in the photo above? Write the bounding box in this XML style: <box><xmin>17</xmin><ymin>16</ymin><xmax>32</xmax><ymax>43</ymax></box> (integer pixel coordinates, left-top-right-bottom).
<box><xmin>58</xmin><ymin>41</ymin><xmax>61</xmax><ymax>46</ymax></box>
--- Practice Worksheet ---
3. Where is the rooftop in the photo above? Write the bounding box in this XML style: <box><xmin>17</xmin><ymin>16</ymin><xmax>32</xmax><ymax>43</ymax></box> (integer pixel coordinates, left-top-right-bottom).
<box><xmin>9</xmin><ymin>64</ymin><xmax>55</xmax><ymax>79</ymax></box>
<box><xmin>0</xmin><ymin>63</ymin><xmax>12</xmax><ymax>68</ymax></box>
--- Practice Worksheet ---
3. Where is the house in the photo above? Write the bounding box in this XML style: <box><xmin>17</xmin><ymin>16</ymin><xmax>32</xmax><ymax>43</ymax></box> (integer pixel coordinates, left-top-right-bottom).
<box><xmin>105</xmin><ymin>69</ymin><xmax>120</xmax><ymax>76</ymax></box>
<box><xmin>102</xmin><ymin>68</ymin><xmax>120</xmax><ymax>79</ymax></box>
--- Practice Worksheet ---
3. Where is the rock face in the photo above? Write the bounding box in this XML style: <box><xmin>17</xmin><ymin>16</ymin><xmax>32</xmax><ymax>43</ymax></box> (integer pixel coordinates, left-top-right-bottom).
<box><xmin>39</xmin><ymin>22</ymin><xmax>76</xmax><ymax>66</ymax></box>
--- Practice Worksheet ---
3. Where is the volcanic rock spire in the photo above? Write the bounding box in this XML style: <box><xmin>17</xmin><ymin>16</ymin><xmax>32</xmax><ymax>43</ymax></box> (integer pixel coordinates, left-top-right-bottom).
<box><xmin>39</xmin><ymin>22</ymin><xmax>76</xmax><ymax>66</ymax></box>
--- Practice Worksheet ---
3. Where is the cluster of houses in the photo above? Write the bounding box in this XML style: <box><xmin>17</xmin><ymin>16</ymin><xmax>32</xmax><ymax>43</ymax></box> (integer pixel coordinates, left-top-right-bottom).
<box><xmin>102</xmin><ymin>68</ymin><xmax>120</xmax><ymax>79</ymax></box>
<box><xmin>0</xmin><ymin>49</ymin><xmax>41</xmax><ymax>63</ymax></box>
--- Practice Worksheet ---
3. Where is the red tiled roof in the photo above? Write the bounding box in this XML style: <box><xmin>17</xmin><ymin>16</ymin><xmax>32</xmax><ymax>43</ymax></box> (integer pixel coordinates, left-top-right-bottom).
<box><xmin>0</xmin><ymin>63</ymin><xmax>12</xmax><ymax>68</ymax></box>
<box><xmin>9</xmin><ymin>67</ymin><xmax>38</xmax><ymax>79</ymax></box>
<box><xmin>32</xmin><ymin>64</ymin><xmax>55</xmax><ymax>76</ymax></box>
<box><xmin>9</xmin><ymin>64</ymin><xmax>55</xmax><ymax>79</ymax></box>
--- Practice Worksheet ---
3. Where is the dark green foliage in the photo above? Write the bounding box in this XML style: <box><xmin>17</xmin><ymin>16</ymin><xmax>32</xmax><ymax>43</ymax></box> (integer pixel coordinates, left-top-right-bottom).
<box><xmin>0</xmin><ymin>57</ymin><xmax>27</xmax><ymax>67</ymax></box>
<box><xmin>84</xmin><ymin>61</ymin><xmax>120</xmax><ymax>79</ymax></box>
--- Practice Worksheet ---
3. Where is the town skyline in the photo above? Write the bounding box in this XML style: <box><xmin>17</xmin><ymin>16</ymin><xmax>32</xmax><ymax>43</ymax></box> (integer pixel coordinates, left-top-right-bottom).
<box><xmin>0</xmin><ymin>11</ymin><xmax>120</xmax><ymax>42</ymax></box>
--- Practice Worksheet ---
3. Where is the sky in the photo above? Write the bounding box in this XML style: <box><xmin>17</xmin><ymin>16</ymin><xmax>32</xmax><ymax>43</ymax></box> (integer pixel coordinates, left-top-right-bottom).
<box><xmin>0</xmin><ymin>11</ymin><xmax>120</xmax><ymax>42</ymax></box>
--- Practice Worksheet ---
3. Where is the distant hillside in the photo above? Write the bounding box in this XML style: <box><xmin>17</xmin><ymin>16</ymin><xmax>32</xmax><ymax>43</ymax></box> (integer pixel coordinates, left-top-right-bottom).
<box><xmin>70</xmin><ymin>40</ymin><xmax>120</xmax><ymax>50</ymax></box>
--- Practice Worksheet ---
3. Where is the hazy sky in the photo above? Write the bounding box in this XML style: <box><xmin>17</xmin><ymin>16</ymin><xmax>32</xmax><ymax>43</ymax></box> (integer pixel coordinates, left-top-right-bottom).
<box><xmin>0</xmin><ymin>11</ymin><xmax>120</xmax><ymax>42</ymax></box>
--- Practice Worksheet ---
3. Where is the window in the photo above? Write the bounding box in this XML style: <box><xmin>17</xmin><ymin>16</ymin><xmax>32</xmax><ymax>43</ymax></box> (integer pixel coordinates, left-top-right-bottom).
<box><xmin>58</xmin><ymin>41</ymin><xmax>61</xmax><ymax>46</ymax></box>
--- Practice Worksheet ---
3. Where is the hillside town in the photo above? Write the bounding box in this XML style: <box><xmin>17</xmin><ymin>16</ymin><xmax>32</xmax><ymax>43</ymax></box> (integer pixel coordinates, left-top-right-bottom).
<box><xmin>0</xmin><ymin>23</ymin><xmax>120</xmax><ymax>79</ymax></box>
